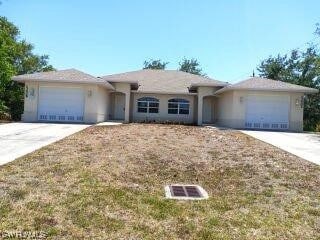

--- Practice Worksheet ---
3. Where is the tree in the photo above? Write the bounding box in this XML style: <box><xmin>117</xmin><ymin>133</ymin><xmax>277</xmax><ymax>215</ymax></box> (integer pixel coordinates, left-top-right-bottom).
<box><xmin>143</xmin><ymin>59</ymin><xmax>168</xmax><ymax>70</ymax></box>
<box><xmin>257</xmin><ymin>46</ymin><xmax>320</xmax><ymax>131</ymax></box>
<box><xmin>178</xmin><ymin>58</ymin><xmax>205</xmax><ymax>76</ymax></box>
<box><xmin>0</xmin><ymin>16</ymin><xmax>54</xmax><ymax>120</ymax></box>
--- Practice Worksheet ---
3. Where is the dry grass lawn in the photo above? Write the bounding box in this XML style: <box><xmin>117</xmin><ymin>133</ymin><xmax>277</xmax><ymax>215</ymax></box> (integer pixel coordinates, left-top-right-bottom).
<box><xmin>0</xmin><ymin>124</ymin><xmax>320</xmax><ymax>239</ymax></box>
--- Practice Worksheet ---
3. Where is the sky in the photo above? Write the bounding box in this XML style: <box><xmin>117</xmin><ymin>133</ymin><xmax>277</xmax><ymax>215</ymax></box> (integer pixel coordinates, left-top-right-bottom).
<box><xmin>1</xmin><ymin>0</ymin><xmax>319</xmax><ymax>83</ymax></box>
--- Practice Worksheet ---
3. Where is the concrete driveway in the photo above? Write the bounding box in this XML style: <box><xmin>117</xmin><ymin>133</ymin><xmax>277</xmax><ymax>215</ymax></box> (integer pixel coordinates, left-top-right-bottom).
<box><xmin>0</xmin><ymin>122</ymin><xmax>90</xmax><ymax>166</ymax></box>
<box><xmin>241</xmin><ymin>130</ymin><xmax>320</xmax><ymax>165</ymax></box>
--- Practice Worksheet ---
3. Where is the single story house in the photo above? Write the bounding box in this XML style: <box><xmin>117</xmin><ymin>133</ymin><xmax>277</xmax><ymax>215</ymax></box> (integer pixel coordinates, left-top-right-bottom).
<box><xmin>12</xmin><ymin>69</ymin><xmax>318</xmax><ymax>131</ymax></box>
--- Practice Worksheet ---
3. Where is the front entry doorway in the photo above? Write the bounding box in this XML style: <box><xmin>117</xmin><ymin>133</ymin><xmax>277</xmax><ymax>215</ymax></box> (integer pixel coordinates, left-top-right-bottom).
<box><xmin>202</xmin><ymin>96</ymin><xmax>216</xmax><ymax>124</ymax></box>
<box><xmin>113</xmin><ymin>93</ymin><xmax>125</xmax><ymax>120</ymax></box>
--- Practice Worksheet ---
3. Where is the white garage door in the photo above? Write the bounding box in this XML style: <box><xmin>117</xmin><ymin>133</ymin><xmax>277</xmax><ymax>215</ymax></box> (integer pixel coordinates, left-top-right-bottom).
<box><xmin>245</xmin><ymin>95</ymin><xmax>289</xmax><ymax>130</ymax></box>
<box><xmin>38</xmin><ymin>87</ymin><xmax>84</xmax><ymax>122</ymax></box>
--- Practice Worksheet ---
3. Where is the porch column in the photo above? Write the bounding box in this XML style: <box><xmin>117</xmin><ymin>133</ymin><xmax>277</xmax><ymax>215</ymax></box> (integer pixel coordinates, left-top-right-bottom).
<box><xmin>197</xmin><ymin>95</ymin><xmax>203</xmax><ymax>125</ymax></box>
<box><xmin>124</xmin><ymin>92</ymin><xmax>130</xmax><ymax>123</ymax></box>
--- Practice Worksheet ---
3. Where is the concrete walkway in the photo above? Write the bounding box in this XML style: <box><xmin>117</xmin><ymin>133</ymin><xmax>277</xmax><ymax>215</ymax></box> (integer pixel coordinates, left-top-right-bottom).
<box><xmin>0</xmin><ymin>122</ymin><xmax>90</xmax><ymax>166</ymax></box>
<box><xmin>241</xmin><ymin>130</ymin><xmax>320</xmax><ymax>165</ymax></box>
<box><xmin>96</xmin><ymin>121</ymin><xmax>123</xmax><ymax>126</ymax></box>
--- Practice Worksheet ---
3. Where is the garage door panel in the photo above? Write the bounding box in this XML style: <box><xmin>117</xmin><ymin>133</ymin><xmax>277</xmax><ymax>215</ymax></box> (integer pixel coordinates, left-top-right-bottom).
<box><xmin>38</xmin><ymin>87</ymin><xmax>84</xmax><ymax>122</ymax></box>
<box><xmin>245</xmin><ymin>95</ymin><xmax>289</xmax><ymax>130</ymax></box>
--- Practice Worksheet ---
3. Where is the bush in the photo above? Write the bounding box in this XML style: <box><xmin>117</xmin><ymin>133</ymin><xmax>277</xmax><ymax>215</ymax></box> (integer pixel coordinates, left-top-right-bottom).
<box><xmin>0</xmin><ymin>101</ymin><xmax>11</xmax><ymax>121</ymax></box>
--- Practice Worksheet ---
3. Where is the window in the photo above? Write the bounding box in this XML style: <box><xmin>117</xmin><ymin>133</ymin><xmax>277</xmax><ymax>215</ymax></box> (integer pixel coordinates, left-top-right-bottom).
<box><xmin>49</xmin><ymin>115</ymin><xmax>56</xmax><ymax>120</ymax></box>
<box><xmin>137</xmin><ymin>97</ymin><xmax>159</xmax><ymax>113</ymax></box>
<box><xmin>168</xmin><ymin>98</ymin><xmax>190</xmax><ymax>115</ymax></box>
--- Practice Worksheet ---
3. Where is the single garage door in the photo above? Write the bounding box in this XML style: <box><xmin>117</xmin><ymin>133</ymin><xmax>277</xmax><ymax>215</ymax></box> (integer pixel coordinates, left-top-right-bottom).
<box><xmin>245</xmin><ymin>95</ymin><xmax>289</xmax><ymax>130</ymax></box>
<box><xmin>38</xmin><ymin>87</ymin><xmax>84</xmax><ymax>122</ymax></box>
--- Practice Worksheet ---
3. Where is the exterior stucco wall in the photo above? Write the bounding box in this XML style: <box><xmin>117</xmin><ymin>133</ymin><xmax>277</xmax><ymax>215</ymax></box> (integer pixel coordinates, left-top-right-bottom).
<box><xmin>22</xmin><ymin>80</ymin><xmax>305</xmax><ymax>131</ymax></box>
<box><xmin>216</xmin><ymin>91</ymin><xmax>234</xmax><ymax>127</ymax></box>
<box><xmin>96</xmin><ymin>86</ymin><xmax>111</xmax><ymax>122</ymax></box>
<box><xmin>132</xmin><ymin>92</ymin><xmax>196</xmax><ymax>123</ymax></box>
<box><xmin>22</xmin><ymin>82</ymin><xmax>39</xmax><ymax>122</ymax></box>
<box><xmin>84</xmin><ymin>84</ymin><xmax>99</xmax><ymax>123</ymax></box>
<box><xmin>216</xmin><ymin>90</ymin><xmax>304</xmax><ymax>131</ymax></box>
<box><xmin>22</xmin><ymin>81</ymin><xmax>102</xmax><ymax>123</ymax></box>
<box><xmin>288</xmin><ymin>92</ymin><xmax>304</xmax><ymax>131</ymax></box>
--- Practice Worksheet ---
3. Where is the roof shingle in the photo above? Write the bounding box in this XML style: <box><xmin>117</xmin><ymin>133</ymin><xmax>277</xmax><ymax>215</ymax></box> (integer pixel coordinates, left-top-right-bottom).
<box><xmin>101</xmin><ymin>69</ymin><xmax>227</xmax><ymax>94</ymax></box>
<box><xmin>12</xmin><ymin>69</ymin><xmax>115</xmax><ymax>90</ymax></box>
<box><xmin>215</xmin><ymin>77</ymin><xmax>318</xmax><ymax>94</ymax></box>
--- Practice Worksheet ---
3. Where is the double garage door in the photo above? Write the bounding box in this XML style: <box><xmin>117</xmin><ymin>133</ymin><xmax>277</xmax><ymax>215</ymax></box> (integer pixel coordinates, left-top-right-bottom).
<box><xmin>245</xmin><ymin>95</ymin><xmax>289</xmax><ymax>130</ymax></box>
<box><xmin>38</xmin><ymin>87</ymin><xmax>84</xmax><ymax>122</ymax></box>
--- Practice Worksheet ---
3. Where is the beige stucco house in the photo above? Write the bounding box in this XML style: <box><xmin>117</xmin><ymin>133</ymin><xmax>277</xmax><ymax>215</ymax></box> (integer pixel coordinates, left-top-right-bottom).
<box><xmin>13</xmin><ymin>69</ymin><xmax>318</xmax><ymax>131</ymax></box>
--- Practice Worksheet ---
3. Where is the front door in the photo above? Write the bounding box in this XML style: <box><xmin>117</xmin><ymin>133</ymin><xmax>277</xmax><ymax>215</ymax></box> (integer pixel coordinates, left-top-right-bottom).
<box><xmin>202</xmin><ymin>97</ymin><xmax>213</xmax><ymax>123</ymax></box>
<box><xmin>114</xmin><ymin>93</ymin><xmax>125</xmax><ymax>120</ymax></box>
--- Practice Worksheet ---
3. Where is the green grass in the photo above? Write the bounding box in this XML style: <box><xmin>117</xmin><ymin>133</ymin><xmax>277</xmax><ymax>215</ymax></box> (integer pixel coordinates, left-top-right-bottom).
<box><xmin>8</xmin><ymin>189</ymin><xmax>28</xmax><ymax>201</ymax></box>
<box><xmin>0</xmin><ymin>200</ymin><xmax>12</xmax><ymax>219</ymax></box>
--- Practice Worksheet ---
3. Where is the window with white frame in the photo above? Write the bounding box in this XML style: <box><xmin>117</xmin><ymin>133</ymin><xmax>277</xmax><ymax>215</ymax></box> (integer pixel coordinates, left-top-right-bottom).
<box><xmin>137</xmin><ymin>97</ymin><xmax>159</xmax><ymax>113</ymax></box>
<box><xmin>168</xmin><ymin>98</ymin><xmax>190</xmax><ymax>114</ymax></box>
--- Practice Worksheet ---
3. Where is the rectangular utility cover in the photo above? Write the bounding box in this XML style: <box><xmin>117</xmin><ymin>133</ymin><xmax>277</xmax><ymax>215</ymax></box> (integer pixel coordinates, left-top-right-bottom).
<box><xmin>171</xmin><ymin>185</ymin><xmax>187</xmax><ymax>197</ymax></box>
<box><xmin>166</xmin><ymin>184</ymin><xmax>208</xmax><ymax>200</ymax></box>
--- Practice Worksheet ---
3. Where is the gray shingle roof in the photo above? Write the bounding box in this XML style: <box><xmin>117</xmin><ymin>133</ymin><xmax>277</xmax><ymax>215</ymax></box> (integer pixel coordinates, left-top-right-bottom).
<box><xmin>215</xmin><ymin>77</ymin><xmax>318</xmax><ymax>94</ymax></box>
<box><xmin>12</xmin><ymin>69</ymin><xmax>115</xmax><ymax>90</ymax></box>
<box><xmin>101</xmin><ymin>69</ymin><xmax>228</xmax><ymax>94</ymax></box>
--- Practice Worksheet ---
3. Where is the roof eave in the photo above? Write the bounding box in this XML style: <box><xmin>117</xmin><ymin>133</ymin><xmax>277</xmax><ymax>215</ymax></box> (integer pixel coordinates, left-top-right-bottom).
<box><xmin>215</xmin><ymin>87</ymin><xmax>319</xmax><ymax>95</ymax></box>
<box><xmin>12</xmin><ymin>76</ymin><xmax>26</xmax><ymax>82</ymax></box>
<box><xmin>131</xmin><ymin>90</ymin><xmax>197</xmax><ymax>95</ymax></box>
<box><xmin>97</xmin><ymin>82</ymin><xmax>115</xmax><ymax>90</ymax></box>
<box><xmin>12</xmin><ymin>77</ymin><xmax>115</xmax><ymax>90</ymax></box>
<box><xmin>107</xmin><ymin>80</ymin><xmax>139</xmax><ymax>84</ymax></box>
<box><xmin>99</xmin><ymin>76</ymin><xmax>139</xmax><ymax>85</ymax></box>
<box><xmin>190</xmin><ymin>83</ymin><xmax>228</xmax><ymax>88</ymax></box>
